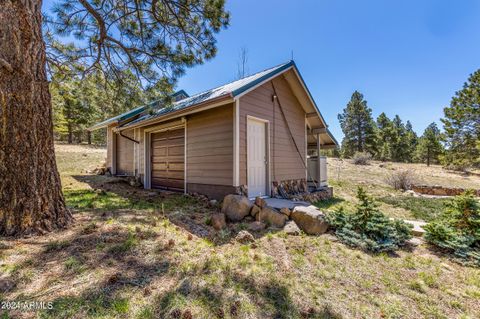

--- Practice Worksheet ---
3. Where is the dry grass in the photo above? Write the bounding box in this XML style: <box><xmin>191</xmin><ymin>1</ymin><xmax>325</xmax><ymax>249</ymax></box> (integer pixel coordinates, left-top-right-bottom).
<box><xmin>0</xmin><ymin>145</ymin><xmax>479</xmax><ymax>318</ymax></box>
<box><xmin>324</xmin><ymin>157</ymin><xmax>480</xmax><ymax>220</ymax></box>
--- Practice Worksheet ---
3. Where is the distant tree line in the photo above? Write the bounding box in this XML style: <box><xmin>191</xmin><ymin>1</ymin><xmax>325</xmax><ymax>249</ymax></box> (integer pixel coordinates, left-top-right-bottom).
<box><xmin>50</xmin><ymin>69</ymin><xmax>165</xmax><ymax>145</ymax></box>
<box><xmin>338</xmin><ymin>69</ymin><xmax>480</xmax><ymax>170</ymax></box>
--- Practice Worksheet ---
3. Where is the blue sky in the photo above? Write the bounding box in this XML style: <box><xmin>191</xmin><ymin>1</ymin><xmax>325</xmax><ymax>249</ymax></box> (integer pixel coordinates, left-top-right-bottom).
<box><xmin>43</xmin><ymin>0</ymin><xmax>480</xmax><ymax>140</ymax></box>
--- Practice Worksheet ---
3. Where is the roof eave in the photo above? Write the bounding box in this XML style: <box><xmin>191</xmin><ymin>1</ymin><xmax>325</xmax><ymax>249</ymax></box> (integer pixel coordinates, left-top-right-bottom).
<box><xmin>87</xmin><ymin>120</ymin><xmax>117</xmax><ymax>131</ymax></box>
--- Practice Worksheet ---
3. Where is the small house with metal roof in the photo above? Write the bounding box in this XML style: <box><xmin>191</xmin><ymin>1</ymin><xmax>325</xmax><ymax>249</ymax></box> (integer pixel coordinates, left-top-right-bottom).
<box><xmin>89</xmin><ymin>61</ymin><xmax>337</xmax><ymax>199</ymax></box>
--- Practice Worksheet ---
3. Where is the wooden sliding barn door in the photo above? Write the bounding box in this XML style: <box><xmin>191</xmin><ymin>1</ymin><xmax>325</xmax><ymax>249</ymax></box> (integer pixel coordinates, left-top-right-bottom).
<box><xmin>150</xmin><ymin>127</ymin><xmax>185</xmax><ymax>191</ymax></box>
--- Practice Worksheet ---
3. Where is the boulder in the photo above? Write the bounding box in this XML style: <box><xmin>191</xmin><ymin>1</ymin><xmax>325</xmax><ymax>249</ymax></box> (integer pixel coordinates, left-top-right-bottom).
<box><xmin>279</xmin><ymin>207</ymin><xmax>291</xmax><ymax>218</ymax></box>
<box><xmin>211</xmin><ymin>213</ymin><xmax>226</xmax><ymax>230</ymax></box>
<box><xmin>235</xmin><ymin>230</ymin><xmax>255</xmax><ymax>243</ymax></box>
<box><xmin>254</xmin><ymin>196</ymin><xmax>267</xmax><ymax>208</ymax></box>
<box><xmin>291</xmin><ymin>206</ymin><xmax>328</xmax><ymax>235</ymax></box>
<box><xmin>284</xmin><ymin>220</ymin><xmax>301</xmax><ymax>235</ymax></box>
<box><xmin>257</xmin><ymin>206</ymin><xmax>287</xmax><ymax>228</ymax></box>
<box><xmin>221</xmin><ymin>195</ymin><xmax>252</xmax><ymax>222</ymax></box>
<box><xmin>250</xmin><ymin>205</ymin><xmax>261</xmax><ymax>217</ymax></box>
<box><xmin>248</xmin><ymin>221</ymin><xmax>267</xmax><ymax>232</ymax></box>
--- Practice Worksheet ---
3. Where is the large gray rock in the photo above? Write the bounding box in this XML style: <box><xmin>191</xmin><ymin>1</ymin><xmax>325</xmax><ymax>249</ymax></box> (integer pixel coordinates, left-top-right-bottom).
<box><xmin>257</xmin><ymin>206</ymin><xmax>287</xmax><ymax>228</ymax></box>
<box><xmin>222</xmin><ymin>195</ymin><xmax>252</xmax><ymax>222</ymax></box>
<box><xmin>291</xmin><ymin>206</ymin><xmax>328</xmax><ymax>235</ymax></box>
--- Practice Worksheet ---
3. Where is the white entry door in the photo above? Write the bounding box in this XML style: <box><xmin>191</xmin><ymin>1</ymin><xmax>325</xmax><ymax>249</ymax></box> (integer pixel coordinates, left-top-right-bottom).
<box><xmin>247</xmin><ymin>118</ymin><xmax>267</xmax><ymax>198</ymax></box>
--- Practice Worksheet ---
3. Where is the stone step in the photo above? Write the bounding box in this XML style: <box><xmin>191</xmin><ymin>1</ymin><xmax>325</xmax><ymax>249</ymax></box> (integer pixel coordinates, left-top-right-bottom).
<box><xmin>403</xmin><ymin>219</ymin><xmax>427</xmax><ymax>237</ymax></box>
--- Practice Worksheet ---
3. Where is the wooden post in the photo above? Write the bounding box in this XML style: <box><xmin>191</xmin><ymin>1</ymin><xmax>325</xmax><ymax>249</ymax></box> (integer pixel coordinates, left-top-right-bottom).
<box><xmin>317</xmin><ymin>133</ymin><xmax>321</xmax><ymax>189</ymax></box>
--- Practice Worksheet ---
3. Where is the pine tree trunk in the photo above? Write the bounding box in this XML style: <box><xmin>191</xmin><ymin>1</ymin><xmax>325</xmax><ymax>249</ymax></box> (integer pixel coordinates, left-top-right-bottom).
<box><xmin>68</xmin><ymin>124</ymin><xmax>73</xmax><ymax>144</ymax></box>
<box><xmin>427</xmin><ymin>147</ymin><xmax>431</xmax><ymax>167</ymax></box>
<box><xmin>87</xmin><ymin>131</ymin><xmax>92</xmax><ymax>145</ymax></box>
<box><xmin>0</xmin><ymin>0</ymin><xmax>73</xmax><ymax>236</ymax></box>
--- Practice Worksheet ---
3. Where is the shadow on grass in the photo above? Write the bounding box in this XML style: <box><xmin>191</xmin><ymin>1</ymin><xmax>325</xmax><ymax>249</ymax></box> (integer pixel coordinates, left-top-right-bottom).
<box><xmin>68</xmin><ymin>175</ymin><xmax>289</xmax><ymax>246</ymax></box>
<box><xmin>150</xmin><ymin>268</ymin><xmax>343</xmax><ymax>319</ymax></box>
<box><xmin>69</xmin><ymin>175</ymin><xmax>216</xmax><ymax>238</ymax></box>
<box><xmin>1</xmin><ymin>220</ymin><xmax>176</xmax><ymax>318</ymax></box>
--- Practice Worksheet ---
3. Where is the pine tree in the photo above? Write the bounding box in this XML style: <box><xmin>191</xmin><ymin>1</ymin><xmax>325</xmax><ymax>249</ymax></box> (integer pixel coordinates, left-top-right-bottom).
<box><xmin>376</xmin><ymin>112</ymin><xmax>394</xmax><ymax>161</ymax></box>
<box><xmin>442</xmin><ymin>69</ymin><xmax>480</xmax><ymax>169</ymax></box>
<box><xmin>338</xmin><ymin>91</ymin><xmax>377</xmax><ymax>157</ymax></box>
<box><xmin>415</xmin><ymin>122</ymin><xmax>444</xmax><ymax>166</ymax></box>
<box><xmin>0</xmin><ymin>0</ymin><xmax>229</xmax><ymax>236</ymax></box>
<box><xmin>390</xmin><ymin>115</ymin><xmax>408</xmax><ymax>162</ymax></box>
<box><xmin>404</xmin><ymin>121</ymin><xmax>418</xmax><ymax>162</ymax></box>
<box><xmin>51</xmin><ymin>77</ymin><xmax>96</xmax><ymax>144</ymax></box>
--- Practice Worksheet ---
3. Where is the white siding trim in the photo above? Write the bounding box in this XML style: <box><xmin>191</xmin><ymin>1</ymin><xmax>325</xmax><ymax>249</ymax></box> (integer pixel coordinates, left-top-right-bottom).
<box><xmin>143</xmin><ymin>130</ymin><xmax>151</xmax><ymax>189</ymax></box>
<box><xmin>112</xmin><ymin>131</ymin><xmax>117</xmax><ymax>175</ymax></box>
<box><xmin>305</xmin><ymin>115</ymin><xmax>308</xmax><ymax>181</ymax></box>
<box><xmin>133</xmin><ymin>128</ymin><xmax>138</xmax><ymax>176</ymax></box>
<box><xmin>233</xmin><ymin>99</ymin><xmax>240</xmax><ymax>187</ymax></box>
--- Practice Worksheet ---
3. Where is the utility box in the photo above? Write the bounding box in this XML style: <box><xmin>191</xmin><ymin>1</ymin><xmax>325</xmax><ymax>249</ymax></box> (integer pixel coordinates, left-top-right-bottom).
<box><xmin>307</xmin><ymin>156</ymin><xmax>327</xmax><ymax>189</ymax></box>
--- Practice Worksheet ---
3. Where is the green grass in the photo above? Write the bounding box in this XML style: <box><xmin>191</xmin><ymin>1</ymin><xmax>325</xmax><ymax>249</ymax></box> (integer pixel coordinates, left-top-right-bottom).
<box><xmin>108</xmin><ymin>232</ymin><xmax>138</xmax><ymax>254</ymax></box>
<box><xmin>4</xmin><ymin>145</ymin><xmax>479</xmax><ymax>319</ymax></box>
<box><xmin>64</xmin><ymin>189</ymin><xmax>155</xmax><ymax>211</ymax></box>
<box><xmin>64</xmin><ymin>189</ymin><xmax>198</xmax><ymax>212</ymax></box>
<box><xmin>39</xmin><ymin>294</ymin><xmax>131</xmax><ymax>318</ymax></box>
<box><xmin>378</xmin><ymin>196</ymin><xmax>450</xmax><ymax>221</ymax></box>
<box><xmin>313</xmin><ymin>197</ymin><xmax>345</xmax><ymax>211</ymax></box>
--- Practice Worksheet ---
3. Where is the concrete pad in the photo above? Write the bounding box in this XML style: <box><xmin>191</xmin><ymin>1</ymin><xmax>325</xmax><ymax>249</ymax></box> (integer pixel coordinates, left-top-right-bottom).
<box><xmin>256</xmin><ymin>198</ymin><xmax>310</xmax><ymax>210</ymax></box>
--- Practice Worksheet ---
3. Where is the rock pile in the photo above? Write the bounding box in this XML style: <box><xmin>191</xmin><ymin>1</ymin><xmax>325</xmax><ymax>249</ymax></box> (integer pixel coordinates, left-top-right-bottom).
<box><xmin>271</xmin><ymin>179</ymin><xmax>333</xmax><ymax>202</ymax></box>
<box><xmin>217</xmin><ymin>194</ymin><xmax>330</xmax><ymax>236</ymax></box>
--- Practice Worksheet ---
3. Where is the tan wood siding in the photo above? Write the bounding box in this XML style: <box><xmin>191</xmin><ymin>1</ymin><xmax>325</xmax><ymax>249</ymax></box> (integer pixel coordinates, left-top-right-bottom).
<box><xmin>186</xmin><ymin>104</ymin><xmax>233</xmax><ymax>186</ymax></box>
<box><xmin>116</xmin><ymin>129</ymin><xmax>135</xmax><ymax>175</ymax></box>
<box><xmin>239</xmin><ymin>77</ymin><xmax>306</xmax><ymax>185</ymax></box>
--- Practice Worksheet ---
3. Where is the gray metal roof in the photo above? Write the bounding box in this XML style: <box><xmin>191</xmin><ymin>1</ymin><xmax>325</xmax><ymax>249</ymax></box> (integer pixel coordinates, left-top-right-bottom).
<box><xmin>88</xmin><ymin>60</ymin><xmax>337</xmax><ymax>146</ymax></box>
<box><xmin>121</xmin><ymin>61</ymin><xmax>293</xmax><ymax>128</ymax></box>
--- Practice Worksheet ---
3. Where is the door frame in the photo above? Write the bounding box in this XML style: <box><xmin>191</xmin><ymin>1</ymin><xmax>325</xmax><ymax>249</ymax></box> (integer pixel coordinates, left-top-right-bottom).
<box><xmin>246</xmin><ymin>115</ymin><xmax>271</xmax><ymax>198</ymax></box>
<box><xmin>144</xmin><ymin>119</ymin><xmax>186</xmax><ymax>193</ymax></box>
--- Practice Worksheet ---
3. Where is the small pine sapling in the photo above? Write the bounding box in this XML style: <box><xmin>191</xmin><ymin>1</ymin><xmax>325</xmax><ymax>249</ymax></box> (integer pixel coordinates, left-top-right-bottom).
<box><xmin>424</xmin><ymin>191</ymin><xmax>480</xmax><ymax>266</ymax></box>
<box><xmin>327</xmin><ymin>187</ymin><xmax>412</xmax><ymax>252</ymax></box>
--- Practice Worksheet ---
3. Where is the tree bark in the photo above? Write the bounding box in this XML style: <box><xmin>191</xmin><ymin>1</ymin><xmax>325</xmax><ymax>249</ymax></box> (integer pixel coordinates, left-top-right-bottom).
<box><xmin>0</xmin><ymin>0</ymin><xmax>73</xmax><ymax>236</ymax></box>
<box><xmin>427</xmin><ymin>146</ymin><xmax>431</xmax><ymax>167</ymax></box>
<box><xmin>68</xmin><ymin>123</ymin><xmax>73</xmax><ymax>144</ymax></box>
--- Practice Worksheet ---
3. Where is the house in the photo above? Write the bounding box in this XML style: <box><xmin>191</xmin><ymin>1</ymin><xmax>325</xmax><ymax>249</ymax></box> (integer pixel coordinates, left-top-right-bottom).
<box><xmin>89</xmin><ymin>61</ymin><xmax>338</xmax><ymax>200</ymax></box>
